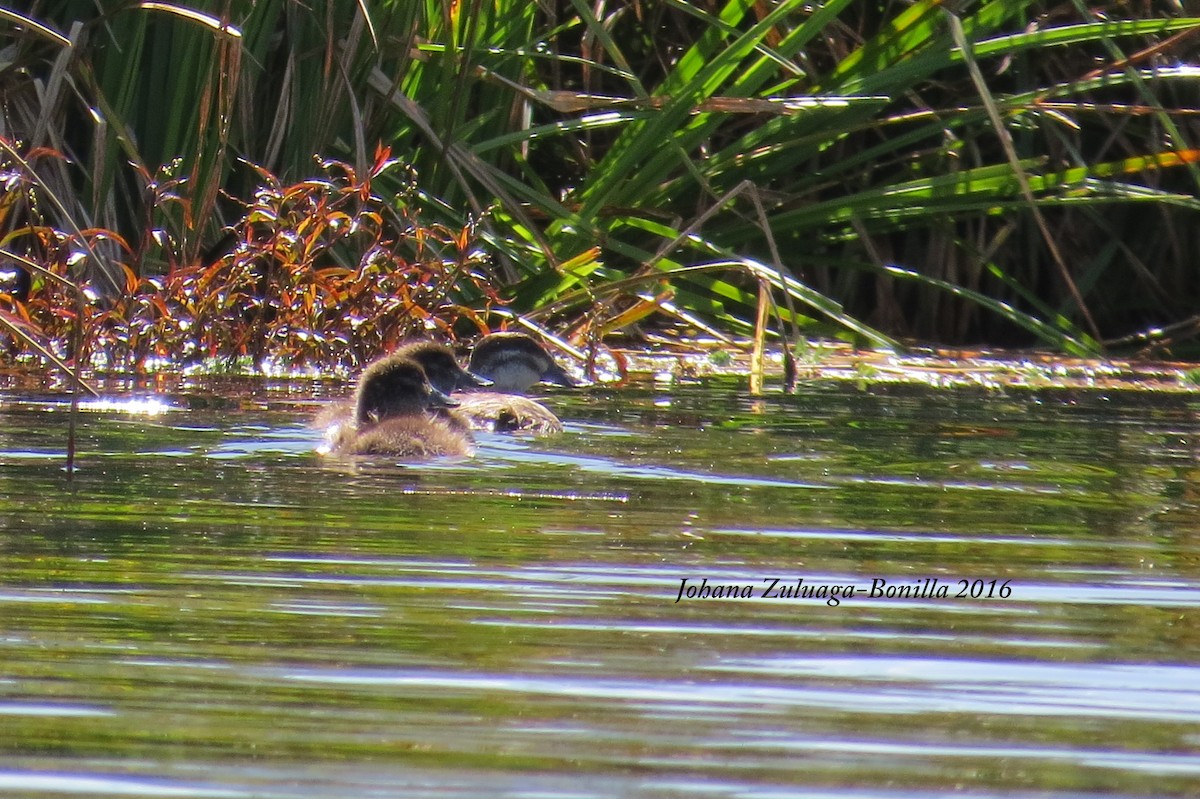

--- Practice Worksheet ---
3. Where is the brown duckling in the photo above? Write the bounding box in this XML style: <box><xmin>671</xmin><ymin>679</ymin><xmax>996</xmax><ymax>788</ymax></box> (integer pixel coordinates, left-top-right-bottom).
<box><xmin>326</xmin><ymin>356</ymin><xmax>473</xmax><ymax>458</ymax></box>
<box><xmin>376</xmin><ymin>340</ymin><xmax>494</xmax><ymax>435</ymax></box>
<box><xmin>455</xmin><ymin>332</ymin><xmax>577</xmax><ymax>435</ymax></box>
<box><xmin>315</xmin><ymin>340</ymin><xmax>490</xmax><ymax>434</ymax></box>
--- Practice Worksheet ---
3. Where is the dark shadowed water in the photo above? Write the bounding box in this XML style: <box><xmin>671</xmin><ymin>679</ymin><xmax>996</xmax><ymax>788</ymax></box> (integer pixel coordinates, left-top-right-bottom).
<box><xmin>1</xmin><ymin>378</ymin><xmax>1199</xmax><ymax>798</ymax></box>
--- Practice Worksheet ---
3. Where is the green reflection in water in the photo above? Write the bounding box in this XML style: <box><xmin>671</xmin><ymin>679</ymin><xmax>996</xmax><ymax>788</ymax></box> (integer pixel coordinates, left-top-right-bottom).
<box><xmin>0</xmin><ymin>382</ymin><xmax>1198</xmax><ymax>797</ymax></box>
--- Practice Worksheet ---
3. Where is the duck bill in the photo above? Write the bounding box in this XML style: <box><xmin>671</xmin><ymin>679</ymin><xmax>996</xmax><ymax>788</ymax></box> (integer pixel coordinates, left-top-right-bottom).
<box><xmin>459</xmin><ymin>368</ymin><xmax>494</xmax><ymax>389</ymax></box>
<box><xmin>427</xmin><ymin>385</ymin><xmax>460</xmax><ymax>408</ymax></box>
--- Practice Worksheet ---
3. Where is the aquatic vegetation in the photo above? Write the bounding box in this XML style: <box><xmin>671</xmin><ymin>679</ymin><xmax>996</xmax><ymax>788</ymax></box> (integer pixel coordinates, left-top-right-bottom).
<box><xmin>3</xmin><ymin>1</ymin><xmax>1200</xmax><ymax>389</ymax></box>
<box><xmin>1</xmin><ymin>144</ymin><xmax>499</xmax><ymax>376</ymax></box>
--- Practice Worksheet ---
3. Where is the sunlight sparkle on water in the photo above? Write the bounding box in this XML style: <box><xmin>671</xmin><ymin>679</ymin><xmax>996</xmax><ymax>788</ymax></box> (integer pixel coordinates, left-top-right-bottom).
<box><xmin>79</xmin><ymin>396</ymin><xmax>173</xmax><ymax>415</ymax></box>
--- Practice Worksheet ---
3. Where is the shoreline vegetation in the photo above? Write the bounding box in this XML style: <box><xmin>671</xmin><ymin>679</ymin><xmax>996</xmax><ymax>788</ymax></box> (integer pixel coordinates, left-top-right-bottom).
<box><xmin>4</xmin><ymin>339</ymin><xmax>1200</xmax><ymax>400</ymax></box>
<box><xmin>3</xmin><ymin>3</ymin><xmax>1200</xmax><ymax>395</ymax></box>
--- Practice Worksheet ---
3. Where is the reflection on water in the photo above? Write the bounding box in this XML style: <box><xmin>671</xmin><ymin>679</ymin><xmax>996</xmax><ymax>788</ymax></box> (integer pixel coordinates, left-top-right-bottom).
<box><xmin>1</xmin><ymin>381</ymin><xmax>1199</xmax><ymax>797</ymax></box>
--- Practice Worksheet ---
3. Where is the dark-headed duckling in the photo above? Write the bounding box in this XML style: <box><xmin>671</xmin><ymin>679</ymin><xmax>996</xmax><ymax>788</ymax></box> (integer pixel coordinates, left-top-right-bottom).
<box><xmin>326</xmin><ymin>356</ymin><xmax>473</xmax><ymax>459</ymax></box>
<box><xmin>468</xmin><ymin>332</ymin><xmax>575</xmax><ymax>393</ymax></box>
<box><xmin>455</xmin><ymin>332</ymin><xmax>576</xmax><ymax>435</ymax></box>
<box><xmin>391</xmin><ymin>340</ymin><xmax>493</xmax><ymax>394</ymax></box>
<box><xmin>316</xmin><ymin>340</ymin><xmax>490</xmax><ymax>435</ymax></box>
<box><xmin>386</xmin><ymin>340</ymin><xmax>494</xmax><ymax>434</ymax></box>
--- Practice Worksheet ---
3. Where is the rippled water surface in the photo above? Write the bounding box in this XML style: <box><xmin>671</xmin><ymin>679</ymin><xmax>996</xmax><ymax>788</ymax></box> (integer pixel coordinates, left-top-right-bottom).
<box><xmin>1</xmin><ymin>379</ymin><xmax>1199</xmax><ymax>798</ymax></box>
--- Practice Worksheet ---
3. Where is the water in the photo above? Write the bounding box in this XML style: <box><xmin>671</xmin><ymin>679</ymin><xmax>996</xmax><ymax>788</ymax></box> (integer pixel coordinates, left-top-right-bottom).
<box><xmin>1</xmin><ymin>379</ymin><xmax>1198</xmax><ymax>797</ymax></box>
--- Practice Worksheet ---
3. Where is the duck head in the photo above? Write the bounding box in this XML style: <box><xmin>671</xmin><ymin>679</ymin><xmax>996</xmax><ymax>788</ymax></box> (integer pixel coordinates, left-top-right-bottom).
<box><xmin>354</xmin><ymin>356</ymin><xmax>458</xmax><ymax>425</ymax></box>
<box><xmin>392</xmin><ymin>340</ymin><xmax>492</xmax><ymax>394</ymax></box>
<box><xmin>468</xmin><ymin>332</ymin><xmax>576</xmax><ymax>394</ymax></box>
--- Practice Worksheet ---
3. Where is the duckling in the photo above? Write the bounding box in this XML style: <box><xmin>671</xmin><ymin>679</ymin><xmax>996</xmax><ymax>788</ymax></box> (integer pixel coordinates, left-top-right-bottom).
<box><xmin>456</xmin><ymin>332</ymin><xmax>577</xmax><ymax>434</ymax></box>
<box><xmin>392</xmin><ymin>340</ymin><xmax>493</xmax><ymax>394</ymax></box>
<box><xmin>380</xmin><ymin>340</ymin><xmax>498</xmax><ymax>435</ymax></box>
<box><xmin>468</xmin><ymin>332</ymin><xmax>576</xmax><ymax>393</ymax></box>
<box><xmin>326</xmin><ymin>356</ymin><xmax>473</xmax><ymax>458</ymax></box>
<box><xmin>315</xmin><ymin>340</ymin><xmax>490</xmax><ymax>435</ymax></box>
